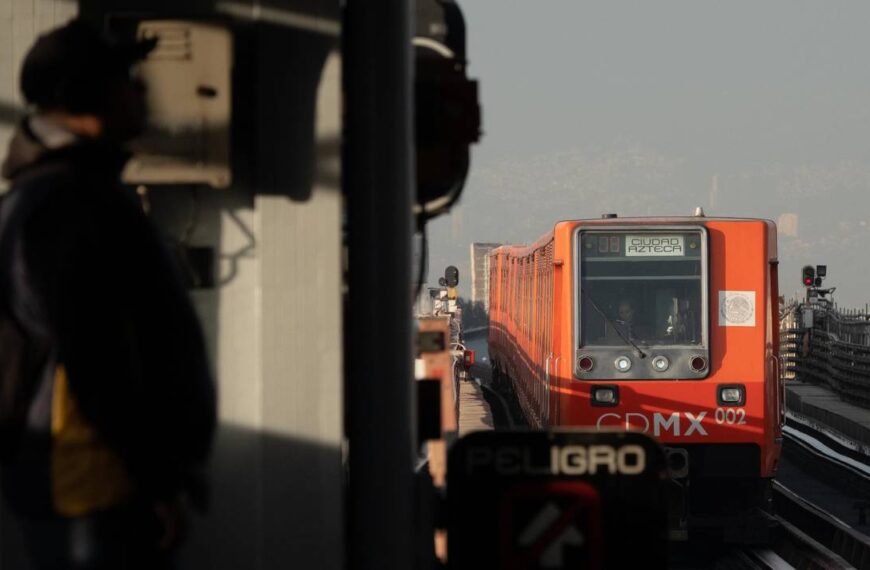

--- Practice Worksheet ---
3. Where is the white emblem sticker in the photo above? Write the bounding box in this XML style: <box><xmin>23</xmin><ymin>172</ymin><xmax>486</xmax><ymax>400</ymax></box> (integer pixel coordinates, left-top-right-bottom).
<box><xmin>718</xmin><ymin>291</ymin><xmax>755</xmax><ymax>327</ymax></box>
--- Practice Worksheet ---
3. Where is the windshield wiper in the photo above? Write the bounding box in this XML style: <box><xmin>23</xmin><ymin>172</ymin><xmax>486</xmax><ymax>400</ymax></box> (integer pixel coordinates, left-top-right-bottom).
<box><xmin>580</xmin><ymin>288</ymin><xmax>647</xmax><ymax>359</ymax></box>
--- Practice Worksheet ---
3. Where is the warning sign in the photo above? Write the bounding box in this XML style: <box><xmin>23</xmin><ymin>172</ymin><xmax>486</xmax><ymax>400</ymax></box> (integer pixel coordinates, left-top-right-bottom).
<box><xmin>500</xmin><ymin>483</ymin><xmax>601</xmax><ymax>570</ymax></box>
<box><xmin>447</xmin><ymin>431</ymin><xmax>668</xmax><ymax>569</ymax></box>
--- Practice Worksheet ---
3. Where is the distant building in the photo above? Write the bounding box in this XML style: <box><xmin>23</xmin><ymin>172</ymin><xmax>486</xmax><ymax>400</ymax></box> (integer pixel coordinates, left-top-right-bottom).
<box><xmin>469</xmin><ymin>242</ymin><xmax>501</xmax><ymax>311</ymax></box>
<box><xmin>778</xmin><ymin>213</ymin><xmax>799</xmax><ymax>237</ymax></box>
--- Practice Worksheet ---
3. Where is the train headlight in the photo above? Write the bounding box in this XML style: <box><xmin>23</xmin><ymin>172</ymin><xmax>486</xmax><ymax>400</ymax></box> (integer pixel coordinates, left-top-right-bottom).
<box><xmin>717</xmin><ymin>385</ymin><xmax>745</xmax><ymax>406</ymax></box>
<box><xmin>614</xmin><ymin>356</ymin><xmax>632</xmax><ymax>372</ymax></box>
<box><xmin>591</xmin><ymin>385</ymin><xmax>619</xmax><ymax>407</ymax></box>
<box><xmin>651</xmin><ymin>355</ymin><xmax>669</xmax><ymax>372</ymax></box>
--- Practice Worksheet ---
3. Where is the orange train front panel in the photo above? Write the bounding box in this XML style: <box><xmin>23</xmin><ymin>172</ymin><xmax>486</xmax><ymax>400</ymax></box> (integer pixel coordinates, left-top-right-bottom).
<box><xmin>547</xmin><ymin>218</ymin><xmax>780</xmax><ymax>478</ymax></box>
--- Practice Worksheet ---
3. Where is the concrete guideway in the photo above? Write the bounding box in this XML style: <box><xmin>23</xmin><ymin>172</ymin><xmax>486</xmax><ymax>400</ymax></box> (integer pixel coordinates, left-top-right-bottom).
<box><xmin>769</xmin><ymin>481</ymin><xmax>869</xmax><ymax>569</ymax></box>
<box><xmin>782</xmin><ymin>380</ymin><xmax>870</xmax><ymax>507</ymax></box>
<box><xmin>786</xmin><ymin>381</ymin><xmax>870</xmax><ymax>448</ymax></box>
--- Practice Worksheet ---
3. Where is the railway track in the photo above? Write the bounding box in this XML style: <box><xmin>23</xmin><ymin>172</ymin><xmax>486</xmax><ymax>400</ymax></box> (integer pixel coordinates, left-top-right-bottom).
<box><xmin>731</xmin><ymin>547</ymin><xmax>794</xmax><ymax>570</ymax></box>
<box><xmin>764</xmin><ymin>482</ymin><xmax>863</xmax><ymax>569</ymax></box>
<box><xmin>670</xmin><ymin>492</ymin><xmax>856</xmax><ymax>569</ymax></box>
<box><xmin>772</xmin><ymin>417</ymin><xmax>870</xmax><ymax>569</ymax></box>
<box><xmin>676</xmin><ymin>415</ymin><xmax>870</xmax><ymax>569</ymax></box>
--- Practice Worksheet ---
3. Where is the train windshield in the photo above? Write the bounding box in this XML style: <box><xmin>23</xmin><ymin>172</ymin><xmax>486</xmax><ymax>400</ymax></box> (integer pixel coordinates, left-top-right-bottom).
<box><xmin>578</xmin><ymin>230</ymin><xmax>705</xmax><ymax>347</ymax></box>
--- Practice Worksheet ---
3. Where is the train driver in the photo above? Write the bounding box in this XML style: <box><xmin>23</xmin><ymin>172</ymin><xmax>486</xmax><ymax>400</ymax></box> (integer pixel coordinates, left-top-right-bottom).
<box><xmin>608</xmin><ymin>300</ymin><xmax>649</xmax><ymax>342</ymax></box>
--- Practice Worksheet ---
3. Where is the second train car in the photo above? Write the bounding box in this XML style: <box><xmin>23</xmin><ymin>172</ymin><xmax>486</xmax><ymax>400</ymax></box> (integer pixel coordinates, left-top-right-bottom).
<box><xmin>487</xmin><ymin>212</ymin><xmax>783</xmax><ymax>539</ymax></box>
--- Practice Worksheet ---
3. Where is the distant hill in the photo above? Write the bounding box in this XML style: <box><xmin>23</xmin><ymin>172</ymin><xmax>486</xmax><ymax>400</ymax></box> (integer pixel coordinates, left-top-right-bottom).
<box><xmin>427</xmin><ymin>143</ymin><xmax>870</xmax><ymax>308</ymax></box>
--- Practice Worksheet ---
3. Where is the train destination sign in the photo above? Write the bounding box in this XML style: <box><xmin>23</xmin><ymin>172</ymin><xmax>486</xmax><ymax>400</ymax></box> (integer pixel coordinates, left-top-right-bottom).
<box><xmin>447</xmin><ymin>430</ymin><xmax>668</xmax><ymax>569</ymax></box>
<box><xmin>625</xmin><ymin>235</ymin><xmax>685</xmax><ymax>256</ymax></box>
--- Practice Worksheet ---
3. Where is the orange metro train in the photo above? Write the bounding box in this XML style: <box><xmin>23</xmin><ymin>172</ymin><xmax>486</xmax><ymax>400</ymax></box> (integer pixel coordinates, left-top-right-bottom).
<box><xmin>487</xmin><ymin>213</ymin><xmax>783</xmax><ymax>539</ymax></box>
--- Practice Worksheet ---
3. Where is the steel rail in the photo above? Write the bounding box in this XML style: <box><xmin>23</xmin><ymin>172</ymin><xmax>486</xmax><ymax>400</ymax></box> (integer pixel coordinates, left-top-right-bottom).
<box><xmin>769</xmin><ymin>482</ymin><xmax>864</xmax><ymax>569</ymax></box>
<box><xmin>734</xmin><ymin>547</ymin><xmax>795</xmax><ymax>569</ymax></box>
<box><xmin>784</xmin><ymin>417</ymin><xmax>870</xmax><ymax>485</ymax></box>
<box><xmin>778</xmin><ymin>414</ymin><xmax>870</xmax><ymax>568</ymax></box>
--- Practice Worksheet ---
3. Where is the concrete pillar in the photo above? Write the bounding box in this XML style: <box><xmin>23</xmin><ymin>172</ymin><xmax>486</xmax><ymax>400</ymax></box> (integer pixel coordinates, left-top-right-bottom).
<box><xmin>2</xmin><ymin>2</ymin><xmax>345</xmax><ymax>568</ymax></box>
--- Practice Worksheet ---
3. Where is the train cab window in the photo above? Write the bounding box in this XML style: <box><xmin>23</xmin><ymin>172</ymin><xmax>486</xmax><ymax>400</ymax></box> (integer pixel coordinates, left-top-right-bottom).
<box><xmin>578</xmin><ymin>230</ymin><xmax>706</xmax><ymax>348</ymax></box>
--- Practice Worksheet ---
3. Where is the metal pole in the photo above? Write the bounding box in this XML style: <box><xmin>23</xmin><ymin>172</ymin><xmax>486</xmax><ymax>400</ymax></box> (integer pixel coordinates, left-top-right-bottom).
<box><xmin>344</xmin><ymin>1</ymin><xmax>416</xmax><ymax>569</ymax></box>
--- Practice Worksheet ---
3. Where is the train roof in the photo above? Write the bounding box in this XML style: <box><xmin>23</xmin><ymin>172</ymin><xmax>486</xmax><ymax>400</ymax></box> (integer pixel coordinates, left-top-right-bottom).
<box><xmin>489</xmin><ymin>214</ymin><xmax>776</xmax><ymax>255</ymax></box>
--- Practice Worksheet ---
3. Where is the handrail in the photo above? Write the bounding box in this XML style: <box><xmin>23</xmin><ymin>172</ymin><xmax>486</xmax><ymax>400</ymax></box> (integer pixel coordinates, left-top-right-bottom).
<box><xmin>781</xmin><ymin>299</ymin><xmax>870</xmax><ymax>407</ymax></box>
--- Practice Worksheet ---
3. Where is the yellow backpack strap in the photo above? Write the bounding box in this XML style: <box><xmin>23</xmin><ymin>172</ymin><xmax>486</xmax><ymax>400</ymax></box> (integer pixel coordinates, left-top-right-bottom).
<box><xmin>50</xmin><ymin>365</ymin><xmax>134</xmax><ymax>516</ymax></box>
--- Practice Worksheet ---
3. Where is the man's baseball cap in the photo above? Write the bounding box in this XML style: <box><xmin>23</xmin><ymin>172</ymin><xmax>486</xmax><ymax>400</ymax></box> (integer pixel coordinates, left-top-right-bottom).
<box><xmin>20</xmin><ymin>19</ymin><xmax>156</xmax><ymax>114</ymax></box>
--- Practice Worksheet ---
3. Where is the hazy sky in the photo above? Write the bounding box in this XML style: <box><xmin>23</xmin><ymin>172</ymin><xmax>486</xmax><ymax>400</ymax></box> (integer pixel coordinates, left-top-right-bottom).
<box><xmin>428</xmin><ymin>1</ymin><xmax>870</xmax><ymax>307</ymax></box>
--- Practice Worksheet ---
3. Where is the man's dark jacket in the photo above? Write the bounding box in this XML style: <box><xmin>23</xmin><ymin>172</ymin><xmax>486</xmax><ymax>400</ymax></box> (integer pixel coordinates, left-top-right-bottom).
<box><xmin>0</xmin><ymin>121</ymin><xmax>216</xmax><ymax>516</ymax></box>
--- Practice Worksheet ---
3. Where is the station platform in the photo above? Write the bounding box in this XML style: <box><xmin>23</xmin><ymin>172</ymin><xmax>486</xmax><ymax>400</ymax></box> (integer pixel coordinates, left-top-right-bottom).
<box><xmin>786</xmin><ymin>380</ymin><xmax>870</xmax><ymax>445</ymax></box>
<box><xmin>457</xmin><ymin>378</ymin><xmax>494</xmax><ymax>436</ymax></box>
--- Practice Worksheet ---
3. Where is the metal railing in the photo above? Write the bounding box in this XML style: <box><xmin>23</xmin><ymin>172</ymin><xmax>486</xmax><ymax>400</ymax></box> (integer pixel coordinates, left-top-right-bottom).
<box><xmin>781</xmin><ymin>297</ymin><xmax>870</xmax><ymax>407</ymax></box>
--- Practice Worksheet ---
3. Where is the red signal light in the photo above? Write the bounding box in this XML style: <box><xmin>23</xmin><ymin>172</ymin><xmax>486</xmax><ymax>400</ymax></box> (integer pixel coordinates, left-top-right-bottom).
<box><xmin>578</xmin><ymin>356</ymin><xmax>594</xmax><ymax>372</ymax></box>
<box><xmin>690</xmin><ymin>356</ymin><xmax>707</xmax><ymax>372</ymax></box>
<box><xmin>463</xmin><ymin>350</ymin><xmax>475</xmax><ymax>368</ymax></box>
<box><xmin>801</xmin><ymin>265</ymin><xmax>815</xmax><ymax>287</ymax></box>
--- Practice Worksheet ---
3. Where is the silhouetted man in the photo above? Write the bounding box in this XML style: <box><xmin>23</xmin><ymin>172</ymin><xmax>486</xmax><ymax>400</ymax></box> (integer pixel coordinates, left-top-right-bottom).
<box><xmin>609</xmin><ymin>299</ymin><xmax>648</xmax><ymax>342</ymax></box>
<box><xmin>0</xmin><ymin>20</ymin><xmax>216</xmax><ymax>569</ymax></box>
